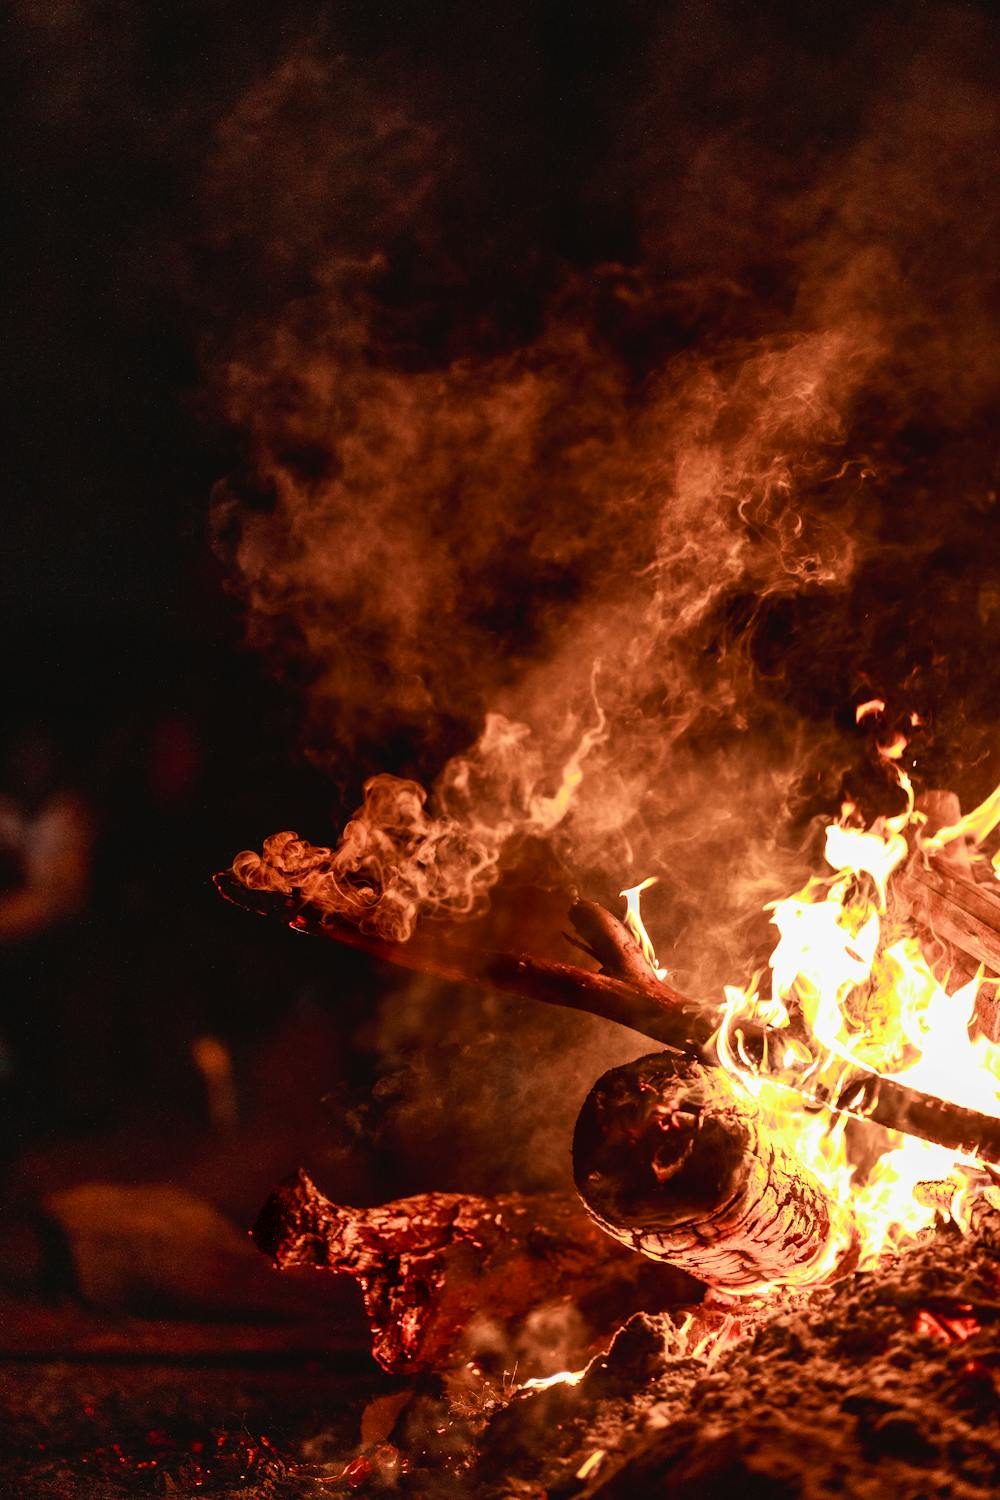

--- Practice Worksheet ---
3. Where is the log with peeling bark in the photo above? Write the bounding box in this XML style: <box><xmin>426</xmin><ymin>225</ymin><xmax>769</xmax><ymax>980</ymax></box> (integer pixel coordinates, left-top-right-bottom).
<box><xmin>573</xmin><ymin>1052</ymin><xmax>860</xmax><ymax>1292</ymax></box>
<box><xmin>251</xmin><ymin>1169</ymin><xmax>701</xmax><ymax>1373</ymax></box>
<box><xmin>215</xmin><ymin>869</ymin><xmax>1000</xmax><ymax>1168</ymax></box>
<box><xmin>570</xmin><ymin>905</ymin><xmax>859</xmax><ymax>1291</ymax></box>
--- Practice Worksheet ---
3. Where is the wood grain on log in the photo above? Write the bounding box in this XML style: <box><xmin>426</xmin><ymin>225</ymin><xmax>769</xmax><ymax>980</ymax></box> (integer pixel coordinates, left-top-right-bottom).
<box><xmin>897</xmin><ymin>859</ymin><xmax>1000</xmax><ymax>978</ymax></box>
<box><xmin>573</xmin><ymin>1053</ymin><xmax>859</xmax><ymax>1292</ymax></box>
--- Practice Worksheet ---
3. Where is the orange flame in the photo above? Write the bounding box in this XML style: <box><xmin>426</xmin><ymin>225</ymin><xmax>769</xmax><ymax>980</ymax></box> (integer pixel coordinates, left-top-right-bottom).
<box><xmin>632</xmin><ymin>774</ymin><xmax>1000</xmax><ymax>1279</ymax></box>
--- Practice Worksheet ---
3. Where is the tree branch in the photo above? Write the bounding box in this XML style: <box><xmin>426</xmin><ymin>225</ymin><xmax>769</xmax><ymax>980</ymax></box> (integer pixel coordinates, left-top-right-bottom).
<box><xmin>214</xmin><ymin>870</ymin><xmax>1000</xmax><ymax>1169</ymax></box>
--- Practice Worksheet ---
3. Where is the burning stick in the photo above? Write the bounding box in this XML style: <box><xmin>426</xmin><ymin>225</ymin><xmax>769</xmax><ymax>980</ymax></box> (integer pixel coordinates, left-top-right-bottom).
<box><xmin>573</xmin><ymin>1052</ymin><xmax>859</xmax><ymax>1293</ymax></box>
<box><xmin>251</xmin><ymin>1169</ymin><xmax>699</xmax><ymax>1373</ymax></box>
<box><xmin>897</xmin><ymin>860</ymin><xmax>1000</xmax><ymax>985</ymax></box>
<box><xmin>215</xmin><ymin>870</ymin><xmax>1000</xmax><ymax>1167</ymax></box>
<box><xmin>213</xmin><ymin>869</ymin><xmax>717</xmax><ymax>1051</ymax></box>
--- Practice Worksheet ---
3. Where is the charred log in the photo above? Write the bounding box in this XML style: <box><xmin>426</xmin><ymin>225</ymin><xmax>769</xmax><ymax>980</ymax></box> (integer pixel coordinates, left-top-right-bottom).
<box><xmin>573</xmin><ymin>1053</ymin><xmax>860</xmax><ymax>1293</ymax></box>
<box><xmin>897</xmin><ymin>858</ymin><xmax>1000</xmax><ymax>984</ymax></box>
<box><xmin>252</xmin><ymin>1170</ymin><xmax>701</xmax><ymax>1374</ymax></box>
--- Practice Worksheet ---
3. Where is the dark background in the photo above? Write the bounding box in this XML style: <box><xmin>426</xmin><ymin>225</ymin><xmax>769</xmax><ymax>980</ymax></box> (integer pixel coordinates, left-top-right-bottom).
<box><xmin>3</xmin><ymin>0</ymin><xmax>1000</xmax><ymax>1223</ymax></box>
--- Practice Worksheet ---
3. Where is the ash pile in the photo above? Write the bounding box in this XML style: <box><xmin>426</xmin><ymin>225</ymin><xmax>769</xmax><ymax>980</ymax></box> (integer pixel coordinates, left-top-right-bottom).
<box><xmin>253</xmin><ymin>1179</ymin><xmax>1000</xmax><ymax>1499</ymax></box>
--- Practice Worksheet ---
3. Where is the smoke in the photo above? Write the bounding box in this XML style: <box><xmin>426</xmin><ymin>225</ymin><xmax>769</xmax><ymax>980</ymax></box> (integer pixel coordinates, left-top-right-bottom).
<box><xmin>202</xmin><ymin>3</ymin><xmax>1000</xmax><ymax>1184</ymax></box>
<box><xmin>233</xmin><ymin>706</ymin><xmax>606</xmax><ymax>941</ymax></box>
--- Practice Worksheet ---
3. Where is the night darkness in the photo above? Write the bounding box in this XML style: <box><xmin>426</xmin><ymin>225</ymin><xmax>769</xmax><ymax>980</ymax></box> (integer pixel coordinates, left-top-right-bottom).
<box><xmin>3</xmin><ymin>3</ymin><xmax>1000</xmax><ymax>1492</ymax></box>
<box><xmin>7</xmin><ymin>2</ymin><xmax>1000</xmax><ymax>794</ymax></box>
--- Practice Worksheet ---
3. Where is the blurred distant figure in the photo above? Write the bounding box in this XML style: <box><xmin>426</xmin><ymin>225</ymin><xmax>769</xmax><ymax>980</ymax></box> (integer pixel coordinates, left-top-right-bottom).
<box><xmin>0</xmin><ymin>723</ymin><xmax>93</xmax><ymax>941</ymax></box>
<box><xmin>0</xmin><ymin>720</ymin><xmax>96</xmax><ymax>1161</ymax></box>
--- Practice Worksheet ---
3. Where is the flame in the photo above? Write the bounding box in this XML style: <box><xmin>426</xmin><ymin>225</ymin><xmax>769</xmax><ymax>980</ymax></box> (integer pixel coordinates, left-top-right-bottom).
<box><xmin>620</xmin><ymin>877</ymin><xmax>669</xmax><ymax>981</ymax></box>
<box><xmin>922</xmin><ymin>781</ymin><xmax>1000</xmax><ymax>861</ymax></box>
<box><xmin>878</xmin><ymin>731</ymin><xmax>908</xmax><ymax>761</ymax></box>
<box><xmin>520</xmin><ymin>1366</ymin><xmax>588</xmax><ymax>1392</ymax></box>
<box><xmin>683</xmin><ymin>776</ymin><xmax>1000</xmax><ymax>1276</ymax></box>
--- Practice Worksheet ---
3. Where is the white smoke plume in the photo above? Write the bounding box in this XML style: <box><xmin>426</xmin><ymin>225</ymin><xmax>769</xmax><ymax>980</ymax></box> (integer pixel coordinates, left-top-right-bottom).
<box><xmin>209</xmin><ymin>4</ymin><xmax>1000</xmax><ymax>999</ymax></box>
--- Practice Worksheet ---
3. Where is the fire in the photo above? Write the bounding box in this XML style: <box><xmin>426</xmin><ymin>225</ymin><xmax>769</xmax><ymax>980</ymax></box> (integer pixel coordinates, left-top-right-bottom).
<box><xmin>520</xmin><ymin>1366</ymin><xmax>588</xmax><ymax>1392</ymax></box>
<box><xmin>688</xmin><ymin>768</ymin><xmax>1000</xmax><ymax>1275</ymax></box>
<box><xmin>620</xmin><ymin>877</ymin><xmax>669</xmax><ymax>981</ymax></box>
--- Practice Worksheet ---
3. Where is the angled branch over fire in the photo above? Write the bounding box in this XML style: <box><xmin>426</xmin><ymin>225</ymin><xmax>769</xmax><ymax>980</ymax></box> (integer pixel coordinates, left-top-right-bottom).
<box><xmin>215</xmin><ymin>870</ymin><xmax>1000</xmax><ymax>1168</ymax></box>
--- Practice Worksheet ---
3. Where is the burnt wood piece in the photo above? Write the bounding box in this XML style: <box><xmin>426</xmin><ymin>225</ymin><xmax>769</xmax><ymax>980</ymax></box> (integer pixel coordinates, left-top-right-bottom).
<box><xmin>568</xmin><ymin>900</ymin><xmax>664</xmax><ymax>988</ymax></box>
<box><xmin>251</xmin><ymin>1170</ymin><xmax>700</xmax><ymax>1374</ymax></box>
<box><xmin>573</xmin><ymin>1053</ymin><xmax>859</xmax><ymax>1292</ymax></box>
<box><xmin>214</xmin><ymin>869</ymin><xmax>716</xmax><ymax>1051</ymax></box>
<box><xmin>214</xmin><ymin>871</ymin><xmax>1000</xmax><ymax>1167</ymax></box>
<box><xmin>897</xmin><ymin>858</ymin><xmax>1000</xmax><ymax>977</ymax></box>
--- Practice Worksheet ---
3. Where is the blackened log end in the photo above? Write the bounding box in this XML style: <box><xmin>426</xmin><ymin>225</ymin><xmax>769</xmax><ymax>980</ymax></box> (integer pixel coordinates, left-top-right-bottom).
<box><xmin>251</xmin><ymin>1168</ymin><xmax>336</xmax><ymax>1268</ymax></box>
<box><xmin>573</xmin><ymin>1054</ymin><xmax>752</xmax><ymax>1235</ymax></box>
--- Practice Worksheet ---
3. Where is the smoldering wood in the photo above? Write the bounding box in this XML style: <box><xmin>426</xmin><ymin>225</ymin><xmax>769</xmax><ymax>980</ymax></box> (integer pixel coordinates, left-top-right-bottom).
<box><xmin>896</xmin><ymin>858</ymin><xmax>1000</xmax><ymax>979</ymax></box>
<box><xmin>215</xmin><ymin>869</ymin><xmax>1000</xmax><ymax>1167</ymax></box>
<box><xmin>213</xmin><ymin>869</ymin><xmax>718</xmax><ymax>1050</ymax></box>
<box><xmin>567</xmin><ymin>899</ymin><xmax>664</xmax><ymax>988</ymax></box>
<box><xmin>251</xmin><ymin>1169</ymin><xmax>701</xmax><ymax>1374</ymax></box>
<box><xmin>568</xmin><ymin>911</ymin><xmax>859</xmax><ymax>1291</ymax></box>
<box><xmin>573</xmin><ymin>1052</ymin><xmax>860</xmax><ymax>1292</ymax></box>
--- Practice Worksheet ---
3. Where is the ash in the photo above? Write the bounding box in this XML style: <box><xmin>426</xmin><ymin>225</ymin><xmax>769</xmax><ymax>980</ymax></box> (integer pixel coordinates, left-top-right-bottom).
<box><xmin>3</xmin><ymin>1212</ymin><xmax>997</xmax><ymax>1498</ymax></box>
<box><xmin>404</xmin><ymin>1208</ymin><xmax>1000</xmax><ymax>1499</ymax></box>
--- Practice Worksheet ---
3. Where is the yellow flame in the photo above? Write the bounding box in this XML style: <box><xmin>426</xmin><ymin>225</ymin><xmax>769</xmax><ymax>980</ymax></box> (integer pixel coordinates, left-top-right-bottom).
<box><xmin>922</xmin><ymin>781</ymin><xmax>1000</xmax><ymax>855</ymax></box>
<box><xmin>660</xmin><ymin>776</ymin><xmax>1000</xmax><ymax>1277</ymax></box>
<box><xmin>575</xmin><ymin>1451</ymin><xmax>606</xmax><ymax>1481</ymax></box>
<box><xmin>878</xmin><ymin>732</ymin><xmax>908</xmax><ymax>761</ymax></box>
<box><xmin>520</xmin><ymin>1366</ymin><xmax>588</xmax><ymax>1392</ymax></box>
<box><xmin>619</xmin><ymin>877</ymin><xmax>669</xmax><ymax>981</ymax></box>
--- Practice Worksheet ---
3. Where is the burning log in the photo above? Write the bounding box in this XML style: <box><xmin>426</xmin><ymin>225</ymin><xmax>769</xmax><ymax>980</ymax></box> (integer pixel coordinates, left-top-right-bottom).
<box><xmin>569</xmin><ymin>907</ymin><xmax>859</xmax><ymax>1291</ymax></box>
<box><xmin>215</xmin><ymin>870</ymin><xmax>1000</xmax><ymax>1168</ymax></box>
<box><xmin>573</xmin><ymin>1052</ymin><xmax>860</xmax><ymax>1292</ymax></box>
<box><xmin>897</xmin><ymin>858</ymin><xmax>1000</xmax><ymax>985</ymax></box>
<box><xmin>251</xmin><ymin>1169</ymin><xmax>701</xmax><ymax>1373</ymax></box>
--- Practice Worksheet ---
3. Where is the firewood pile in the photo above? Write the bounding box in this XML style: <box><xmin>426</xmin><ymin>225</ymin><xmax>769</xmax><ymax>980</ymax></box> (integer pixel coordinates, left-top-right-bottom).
<box><xmin>200</xmin><ymin>825</ymin><xmax>1000</xmax><ymax>1497</ymax></box>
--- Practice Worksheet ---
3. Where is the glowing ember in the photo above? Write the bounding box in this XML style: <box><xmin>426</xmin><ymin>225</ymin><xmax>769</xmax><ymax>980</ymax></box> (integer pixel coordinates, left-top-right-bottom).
<box><xmin>576</xmin><ymin>1449</ymin><xmax>607</xmax><ymax>1480</ymax></box>
<box><xmin>914</xmin><ymin>1307</ymin><xmax>982</xmax><ymax>1344</ymax></box>
<box><xmin>520</xmin><ymin>1366</ymin><xmax>588</xmax><ymax>1393</ymax></box>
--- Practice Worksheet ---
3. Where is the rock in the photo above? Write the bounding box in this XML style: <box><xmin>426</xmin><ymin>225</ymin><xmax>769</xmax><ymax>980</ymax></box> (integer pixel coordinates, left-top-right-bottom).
<box><xmin>42</xmin><ymin>1182</ymin><xmax>325</xmax><ymax>1318</ymax></box>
